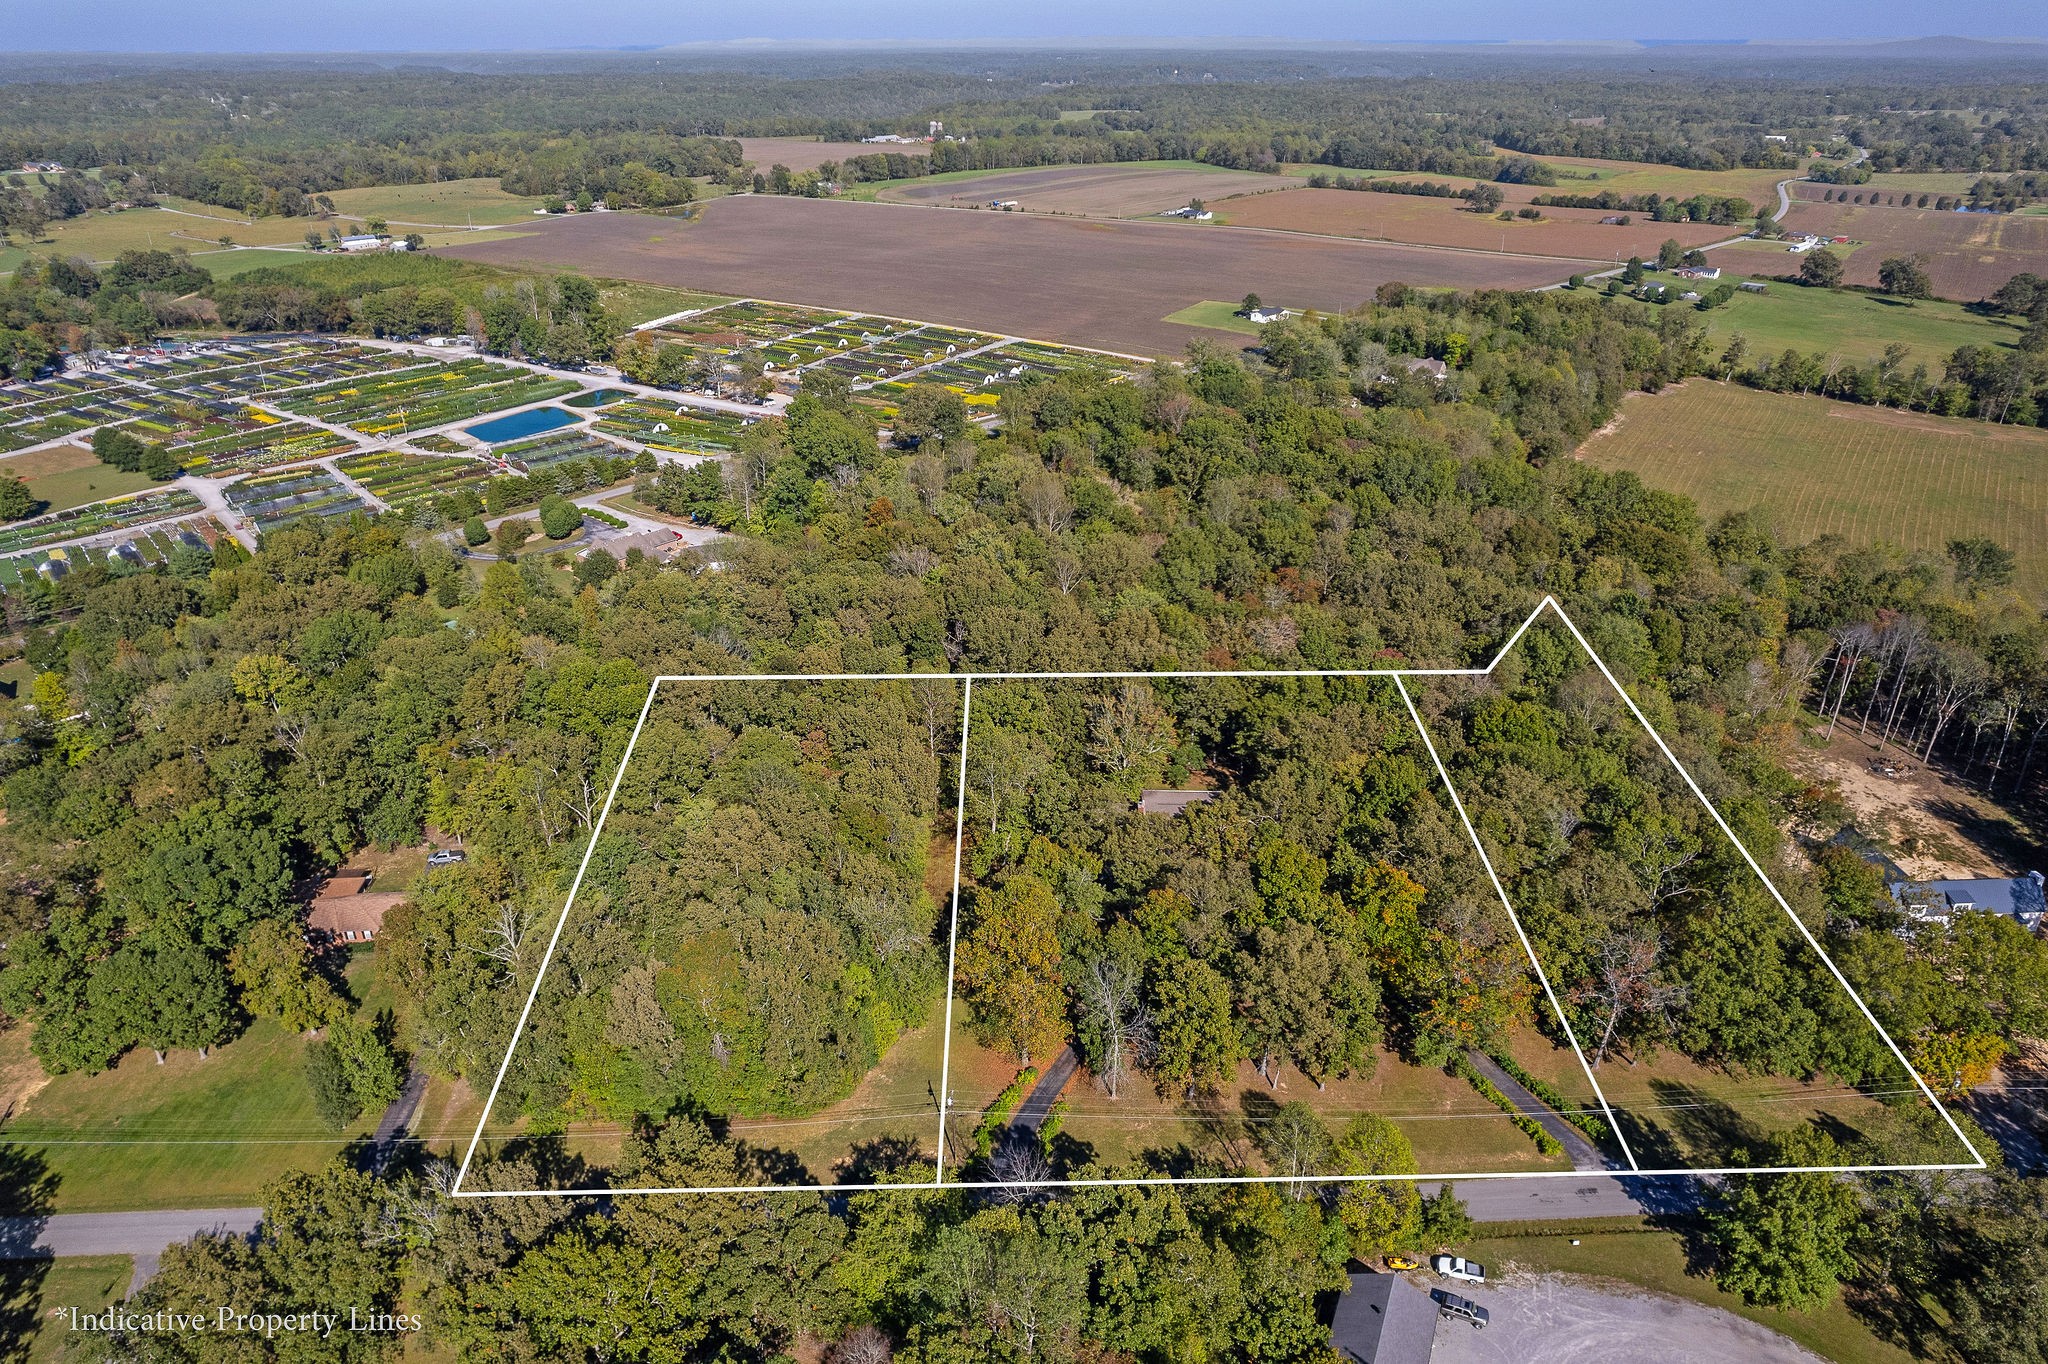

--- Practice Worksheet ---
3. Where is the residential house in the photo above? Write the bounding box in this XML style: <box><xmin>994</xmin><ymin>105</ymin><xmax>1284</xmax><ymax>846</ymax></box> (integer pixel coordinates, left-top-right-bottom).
<box><xmin>335</xmin><ymin>234</ymin><xmax>384</xmax><ymax>252</ymax></box>
<box><xmin>1401</xmin><ymin>356</ymin><xmax>1449</xmax><ymax>381</ymax></box>
<box><xmin>1329</xmin><ymin>1271</ymin><xmax>1438</xmax><ymax>1363</ymax></box>
<box><xmin>307</xmin><ymin>870</ymin><xmax>407</xmax><ymax>944</ymax></box>
<box><xmin>1244</xmin><ymin>305</ymin><xmax>1289</xmax><ymax>324</ymax></box>
<box><xmin>1889</xmin><ymin>872</ymin><xmax>2046</xmax><ymax>932</ymax></box>
<box><xmin>1137</xmin><ymin>789</ymin><xmax>1218</xmax><ymax>816</ymax></box>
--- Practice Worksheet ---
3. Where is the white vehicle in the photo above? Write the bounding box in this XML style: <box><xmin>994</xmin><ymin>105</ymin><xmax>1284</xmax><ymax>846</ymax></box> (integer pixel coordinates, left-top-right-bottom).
<box><xmin>1430</xmin><ymin>1255</ymin><xmax>1486</xmax><ymax>1285</ymax></box>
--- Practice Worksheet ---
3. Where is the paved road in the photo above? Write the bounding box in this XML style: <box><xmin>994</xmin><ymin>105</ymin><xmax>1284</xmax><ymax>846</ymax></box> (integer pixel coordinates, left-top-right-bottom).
<box><xmin>369</xmin><ymin>1066</ymin><xmax>427</xmax><ymax>1174</ymax></box>
<box><xmin>1424</xmin><ymin>1174</ymin><xmax>1705</xmax><ymax>1223</ymax></box>
<box><xmin>0</xmin><ymin>1208</ymin><xmax>260</xmax><ymax>1296</ymax></box>
<box><xmin>1428</xmin><ymin>1273</ymin><xmax>1823</xmax><ymax>1364</ymax></box>
<box><xmin>1011</xmin><ymin>1047</ymin><xmax>1080</xmax><ymax>1134</ymax></box>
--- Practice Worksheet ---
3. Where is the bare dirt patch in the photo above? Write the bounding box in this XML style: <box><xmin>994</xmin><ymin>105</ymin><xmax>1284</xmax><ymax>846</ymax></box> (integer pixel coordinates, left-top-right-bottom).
<box><xmin>442</xmin><ymin>196</ymin><xmax>1574</xmax><ymax>357</ymax></box>
<box><xmin>880</xmin><ymin>164</ymin><xmax>1290</xmax><ymax>217</ymax></box>
<box><xmin>1220</xmin><ymin>187</ymin><xmax>1721</xmax><ymax>260</ymax></box>
<box><xmin>1780</xmin><ymin>200</ymin><xmax>2048</xmax><ymax>300</ymax></box>
<box><xmin>737</xmin><ymin>137</ymin><xmax>924</xmax><ymax>174</ymax></box>
<box><xmin>1783</xmin><ymin>727</ymin><xmax>2044</xmax><ymax>879</ymax></box>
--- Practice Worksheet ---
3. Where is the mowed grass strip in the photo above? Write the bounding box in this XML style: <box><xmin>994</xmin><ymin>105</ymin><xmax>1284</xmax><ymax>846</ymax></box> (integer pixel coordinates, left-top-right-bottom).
<box><xmin>1694</xmin><ymin>272</ymin><xmax>2027</xmax><ymax>370</ymax></box>
<box><xmin>1577</xmin><ymin>381</ymin><xmax>2048</xmax><ymax>599</ymax></box>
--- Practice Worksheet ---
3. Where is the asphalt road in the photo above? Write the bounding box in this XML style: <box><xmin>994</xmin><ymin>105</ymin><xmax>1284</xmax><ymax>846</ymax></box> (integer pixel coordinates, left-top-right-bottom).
<box><xmin>0</xmin><ymin>1208</ymin><xmax>261</xmax><ymax>1296</ymax></box>
<box><xmin>1424</xmin><ymin>1174</ymin><xmax>1705</xmax><ymax>1222</ymax></box>
<box><xmin>1427</xmin><ymin>1273</ymin><xmax>1824</xmax><ymax>1364</ymax></box>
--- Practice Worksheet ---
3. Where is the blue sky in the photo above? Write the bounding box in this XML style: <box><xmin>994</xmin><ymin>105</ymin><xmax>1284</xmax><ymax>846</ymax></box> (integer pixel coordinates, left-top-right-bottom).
<box><xmin>7</xmin><ymin>1</ymin><xmax>2044</xmax><ymax>52</ymax></box>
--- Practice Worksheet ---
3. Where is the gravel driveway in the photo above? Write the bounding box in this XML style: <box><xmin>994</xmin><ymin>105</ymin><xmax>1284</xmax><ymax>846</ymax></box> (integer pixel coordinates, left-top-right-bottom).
<box><xmin>1428</xmin><ymin>1273</ymin><xmax>1827</xmax><ymax>1364</ymax></box>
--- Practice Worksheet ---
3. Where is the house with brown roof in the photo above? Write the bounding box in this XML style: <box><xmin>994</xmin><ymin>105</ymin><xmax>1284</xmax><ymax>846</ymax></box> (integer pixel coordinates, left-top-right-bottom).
<box><xmin>1137</xmin><ymin>789</ymin><xmax>1218</xmax><ymax>816</ymax></box>
<box><xmin>307</xmin><ymin>870</ymin><xmax>406</xmax><ymax>945</ymax></box>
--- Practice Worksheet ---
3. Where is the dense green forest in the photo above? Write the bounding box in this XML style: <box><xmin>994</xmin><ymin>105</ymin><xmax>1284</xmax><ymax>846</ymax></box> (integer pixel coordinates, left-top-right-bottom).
<box><xmin>0</xmin><ymin>51</ymin><xmax>2043</xmax><ymax>224</ymax></box>
<box><xmin>5</xmin><ymin>277</ymin><xmax>2048</xmax><ymax>1355</ymax></box>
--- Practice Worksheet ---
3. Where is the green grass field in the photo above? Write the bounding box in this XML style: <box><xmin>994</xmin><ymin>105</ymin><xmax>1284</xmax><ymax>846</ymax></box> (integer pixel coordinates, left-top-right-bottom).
<box><xmin>1162</xmin><ymin>300</ymin><xmax>1265</xmax><ymax>334</ymax></box>
<box><xmin>1</xmin><ymin>445</ymin><xmax>162</xmax><ymax>516</ymax></box>
<box><xmin>322</xmin><ymin>178</ymin><xmax>544</xmax><ymax>227</ymax></box>
<box><xmin>1458</xmin><ymin>1228</ymin><xmax>1918</xmax><ymax>1364</ymax></box>
<box><xmin>1695</xmin><ymin>271</ymin><xmax>2025</xmax><ymax>369</ymax></box>
<box><xmin>1577</xmin><ymin>381</ymin><xmax>2048</xmax><ymax>600</ymax></box>
<box><xmin>25</xmin><ymin>1256</ymin><xmax>132</xmax><ymax>1363</ymax></box>
<box><xmin>0</xmin><ymin>955</ymin><xmax>388</xmax><ymax>1213</ymax></box>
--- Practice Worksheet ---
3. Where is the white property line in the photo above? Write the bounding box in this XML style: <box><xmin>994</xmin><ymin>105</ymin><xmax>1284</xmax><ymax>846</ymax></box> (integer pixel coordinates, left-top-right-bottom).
<box><xmin>932</xmin><ymin>678</ymin><xmax>975</xmax><ymax>1181</ymax></box>
<box><xmin>1392</xmin><ymin>674</ymin><xmax>1638</xmax><ymax>1172</ymax></box>
<box><xmin>1537</xmin><ymin>598</ymin><xmax>1988</xmax><ymax>1171</ymax></box>
<box><xmin>450</xmin><ymin>596</ymin><xmax>1986</xmax><ymax>1198</ymax></box>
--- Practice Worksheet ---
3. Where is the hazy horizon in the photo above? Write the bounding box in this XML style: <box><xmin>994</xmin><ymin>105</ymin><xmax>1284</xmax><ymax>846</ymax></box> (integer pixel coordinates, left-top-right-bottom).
<box><xmin>6</xmin><ymin>1</ymin><xmax>2045</xmax><ymax>55</ymax></box>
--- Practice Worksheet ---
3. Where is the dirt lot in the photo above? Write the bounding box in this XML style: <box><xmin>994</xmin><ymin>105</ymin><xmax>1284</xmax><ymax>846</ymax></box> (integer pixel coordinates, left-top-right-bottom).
<box><xmin>1428</xmin><ymin>1273</ymin><xmax>1825</xmax><ymax>1364</ymax></box>
<box><xmin>441</xmin><ymin>196</ymin><xmax>1576</xmax><ymax>356</ymax></box>
<box><xmin>1780</xmin><ymin>200</ymin><xmax>2048</xmax><ymax>300</ymax></box>
<box><xmin>1219</xmin><ymin>187</ymin><xmax>1724</xmax><ymax>261</ymax></box>
<box><xmin>879</xmin><ymin>163</ymin><xmax>1292</xmax><ymax>217</ymax></box>
<box><xmin>1782</xmin><ymin>728</ymin><xmax>2043</xmax><ymax>880</ymax></box>
<box><xmin>737</xmin><ymin>137</ymin><xmax>923</xmax><ymax>174</ymax></box>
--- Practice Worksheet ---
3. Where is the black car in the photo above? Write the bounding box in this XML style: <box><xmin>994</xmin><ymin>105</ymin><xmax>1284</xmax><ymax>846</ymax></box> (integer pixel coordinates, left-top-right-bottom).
<box><xmin>1429</xmin><ymin>1289</ymin><xmax>1490</xmax><ymax>1329</ymax></box>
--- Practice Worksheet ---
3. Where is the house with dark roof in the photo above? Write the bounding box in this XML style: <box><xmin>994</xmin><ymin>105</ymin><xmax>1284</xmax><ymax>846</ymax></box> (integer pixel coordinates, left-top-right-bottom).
<box><xmin>1889</xmin><ymin>871</ymin><xmax>2046</xmax><ymax>932</ymax></box>
<box><xmin>1330</xmin><ymin>1271</ymin><xmax>1437</xmax><ymax>1364</ymax></box>
<box><xmin>1137</xmin><ymin>789</ymin><xmax>1218</xmax><ymax>816</ymax></box>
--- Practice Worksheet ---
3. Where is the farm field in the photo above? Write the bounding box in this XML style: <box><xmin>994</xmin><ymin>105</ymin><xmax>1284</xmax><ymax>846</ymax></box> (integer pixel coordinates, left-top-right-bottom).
<box><xmin>1286</xmin><ymin>156</ymin><xmax>1791</xmax><ymax>214</ymax></box>
<box><xmin>7</xmin><ymin>201</ymin><xmax>312</xmax><ymax>264</ymax></box>
<box><xmin>0</xmin><ymin>443</ymin><xmax>160</xmax><ymax>514</ymax></box>
<box><xmin>336</xmin><ymin>449</ymin><xmax>491</xmax><ymax>506</ymax></box>
<box><xmin>222</xmin><ymin>464</ymin><xmax>367</xmax><ymax>532</ymax></box>
<box><xmin>0</xmin><ymin>521</ymin><xmax>215</xmax><ymax>592</ymax></box>
<box><xmin>593</xmin><ymin>400</ymin><xmax>754</xmax><ymax>453</ymax></box>
<box><xmin>877</xmin><ymin>161</ymin><xmax>1296</xmax><ymax>217</ymax></box>
<box><xmin>444</xmin><ymin>194</ymin><xmax>1575</xmax><ymax>356</ymax></box>
<box><xmin>322</xmin><ymin>177</ymin><xmax>546</xmax><ymax>227</ymax></box>
<box><xmin>275</xmin><ymin>357</ymin><xmax>580</xmax><ymax>434</ymax></box>
<box><xmin>1693</xmin><ymin>270</ymin><xmax>2026</xmax><ymax>369</ymax></box>
<box><xmin>1216</xmin><ymin>186</ymin><xmax>1724</xmax><ymax>260</ymax></box>
<box><xmin>1779</xmin><ymin>199</ymin><xmax>2048</xmax><ymax>300</ymax></box>
<box><xmin>738</xmin><ymin>136</ymin><xmax>926</xmax><ymax>174</ymax></box>
<box><xmin>1576</xmin><ymin>381</ymin><xmax>2048</xmax><ymax>599</ymax></box>
<box><xmin>0</xmin><ymin>487</ymin><xmax>203</xmax><ymax>558</ymax></box>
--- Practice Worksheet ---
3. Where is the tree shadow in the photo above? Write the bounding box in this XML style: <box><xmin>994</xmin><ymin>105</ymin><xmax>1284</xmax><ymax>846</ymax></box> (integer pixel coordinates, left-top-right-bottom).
<box><xmin>736</xmin><ymin>1142</ymin><xmax>811</xmax><ymax>1187</ymax></box>
<box><xmin>840</xmin><ymin>1135</ymin><xmax>928</xmax><ymax>1185</ymax></box>
<box><xmin>1920</xmin><ymin>798</ymin><xmax>2045</xmax><ymax>870</ymax></box>
<box><xmin>0</xmin><ymin>1143</ymin><xmax>58</xmax><ymax>1363</ymax></box>
<box><xmin>1044</xmin><ymin>1131</ymin><xmax>1096</xmax><ymax>1177</ymax></box>
<box><xmin>498</xmin><ymin>1134</ymin><xmax>595</xmax><ymax>1191</ymax></box>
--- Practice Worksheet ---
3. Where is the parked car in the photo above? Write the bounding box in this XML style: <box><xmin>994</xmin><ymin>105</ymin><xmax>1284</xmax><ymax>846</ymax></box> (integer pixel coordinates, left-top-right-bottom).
<box><xmin>1385</xmin><ymin>1255</ymin><xmax>1420</xmax><ymax>1271</ymax></box>
<box><xmin>1430</xmin><ymin>1289</ymin><xmax>1490</xmax><ymax>1328</ymax></box>
<box><xmin>426</xmin><ymin>848</ymin><xmax>467</xmax><ymax>868</ymax></box>
<box><xmin>1430</xmin><ymin>1255</ymin><xmax>1485</xmax><ymax>1284</ymax></box>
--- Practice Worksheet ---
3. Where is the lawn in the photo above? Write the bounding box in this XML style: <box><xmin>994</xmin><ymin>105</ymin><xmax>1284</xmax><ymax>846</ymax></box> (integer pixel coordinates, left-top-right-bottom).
<box><xmin>9</xmin><ymin>202</ymin><xmax>310</xmax><ymax>266</ymax></box>
<box><xmin>0</xmin><ymin>955</ymin><xmax>388</xmax><ymax>1213</ymax></box>
<box><xmin>942</xmin><ymin>1029</ymin><xmax>1576</xmax><ymax>1178</ymax></box>
<box><xmin>25</xmin><ymin>1256</ymin><xmax>131</xmax><ymax>1364</ymax></box>
<box><xmin>0</xmin><ymin>444</ymin><xmax>161</xmax><ymax>515</ymax></box>
<box><xmin>1576</xmin><ymin>381</ymin><xmax>2048</xmax><ymax>601</ymax></box>
<box><xmin>597</xmin><ymin>281</ymin><xmax>734</xmax><ymax>328</ymax></box>
<box><xmin>1163</xmin><ymin>300</ymin><xmax>1265</xmax><ymax>335</ymax></box>
<box><xmin>322</xmin><ymin>178</ymin><xmax>544</xmax><ymax>228</ymax></box>
<box><xmin>1693</xmin><ymin>271</ymin><xmax>2025</xmax><ymax>370</ymax></box>
<box><xmin>1457</xmin><ymin>1228</ymin><xmax>1919</xmax><ymax>1364</ymax></box>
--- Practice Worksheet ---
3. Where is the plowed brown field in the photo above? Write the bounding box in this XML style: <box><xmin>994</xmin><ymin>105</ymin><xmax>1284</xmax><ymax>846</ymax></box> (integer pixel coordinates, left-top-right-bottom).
<box><xmin>442</xmin><ymin>195</ymin><xmax>1576</xmax><ymax>356</ymax></box>
<box><xmin>1217</xmin><ymin>187</ymin><xmax>1725</xmax><ymax>261</ymax></box>
<box><xmin>1780</xmin><ymin>200</ymin><xmax>2048</xmax><ymax>300</ymax></box>
<box><xmin>878</xmin><ymin>163</ymin><xmax>1292</xmax><ymax>217</ymax></box>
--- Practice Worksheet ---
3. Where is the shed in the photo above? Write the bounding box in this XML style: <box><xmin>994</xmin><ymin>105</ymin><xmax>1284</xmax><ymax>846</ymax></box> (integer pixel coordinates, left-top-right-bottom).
<box><xmin>1739</xmin><ymin>281</ymin><xmax>1769</xmax><ymax>293</ymax></box>
<box><xmin>1137</xmin><ymin>790</ymin><xmax>1218</xmax><ymax>816</ymax></box>
<box><xmin>1330</xmin><ymin>1271</ymin><xmax>1438</xmax><ymax>1364</ymax></box>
